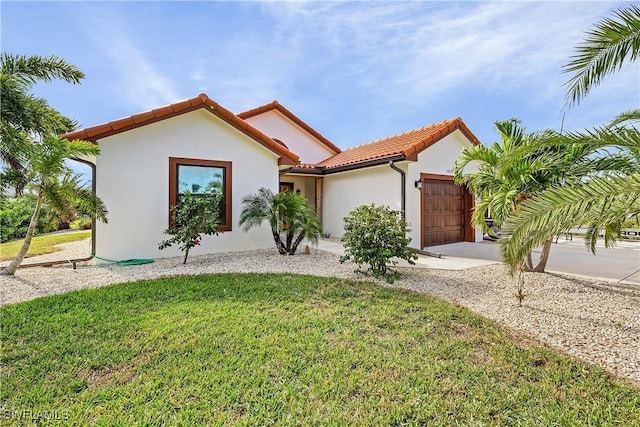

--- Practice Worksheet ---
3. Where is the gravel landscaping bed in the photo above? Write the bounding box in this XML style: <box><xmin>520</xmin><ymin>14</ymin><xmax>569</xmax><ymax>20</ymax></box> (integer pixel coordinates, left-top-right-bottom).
<box><xmin>1</xmin><ymin>239</ymin><xmax>638</xmax><ymax>387</ymax></box>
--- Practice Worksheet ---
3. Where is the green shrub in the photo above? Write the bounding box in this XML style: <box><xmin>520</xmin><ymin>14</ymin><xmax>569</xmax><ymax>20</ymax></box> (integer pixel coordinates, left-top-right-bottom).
<box><xmin>340</xmin><ymin>204</ymin><xmax>417</xmax><ymax>282</ymax></box>
<box><xmin>70</xmin><ymin>216</ymin><xmax>93</xmax><ymax>230</ymax></box>
<box><xmin>0</xmin><ymin>196</ymin><xmax>35</xmax><ymax>242</ymax></box>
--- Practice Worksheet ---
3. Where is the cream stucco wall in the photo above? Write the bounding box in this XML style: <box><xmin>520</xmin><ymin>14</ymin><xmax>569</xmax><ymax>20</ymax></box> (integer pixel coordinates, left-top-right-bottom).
<box><xmin>322</xmin><ymin>129</ymin><xmax>482</xmax><ymax>247</ymax></box>
<box><xmin>94</xmin><ymin>109</ymin><xmax>279</xmax><ymax>261</ymax></box>
<box><xmin>243</xmin><ymin>110</ymin><xmax>336</xmax><ymax>164</ymax></box>
<box><xmin>322</xmin><ymin>165</ymin><xmax>402</xmax><ymax>238</ymax></box>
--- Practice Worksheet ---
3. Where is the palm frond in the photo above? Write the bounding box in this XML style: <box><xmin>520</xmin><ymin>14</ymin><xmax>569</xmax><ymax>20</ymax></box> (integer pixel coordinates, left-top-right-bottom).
<box><xmin>609</xmin><ymin>109</ymin><xmax>640</xmax><ymax>127</ymax></box>
<box><xmin>563</xmin><ymin>4</ymin><xmax>640</xmax><ymax>105</ymax></box>
<box><xmin>39</xmin><ymin>181</ymin><xmax>68</xmax><ymax>214</ymax></box>
<box><xmin>63</xmin><ymin>139</ymin><xmax>101</xmax><ymax>158</ymax></box>
<box><xmin>499</xmin><ymin>173</ymin><xmax>640</xmax><ymax>272</ymax></box>
<box><xmin>239</xmin><ymin>188</ymin><xmax>277</xmax><ymax>232</ymax></box>
<box><xmin>1</xmin><ymin>53</ymin><xmax>84</xmax><ymax>88</ymax></box>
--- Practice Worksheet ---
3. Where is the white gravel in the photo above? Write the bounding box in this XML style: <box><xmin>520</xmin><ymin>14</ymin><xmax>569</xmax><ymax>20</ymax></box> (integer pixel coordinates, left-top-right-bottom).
<box><xmin>1</xmin><ymin>238</ymin><xmax>638</xmax><ymax>387</ymax></box>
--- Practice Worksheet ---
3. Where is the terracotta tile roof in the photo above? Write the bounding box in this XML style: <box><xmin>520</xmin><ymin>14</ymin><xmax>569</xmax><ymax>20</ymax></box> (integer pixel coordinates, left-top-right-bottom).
<box><xmin>296</xmin><ymin>163</ymin><xmax>321</xmax><ymax>169</ymax></box>
<box><xmin>238</xmin><ymin>101</ymin><xmax>341</xmax><ymax>154</ymax></box>
<box><xmin>316</xmin><ymin>117</ymin><xmax>480</xmax><ymax>170</ymax></box>
<box><xmin>60</xmin><ymin>94</ymin><xmax>300</xmax><ymax>165</ymax></box>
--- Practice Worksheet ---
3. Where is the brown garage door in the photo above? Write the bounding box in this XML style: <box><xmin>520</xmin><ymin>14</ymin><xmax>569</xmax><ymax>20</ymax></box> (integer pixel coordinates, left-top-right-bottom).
<box><xmin>422</xmin><ymin>179</ymin><xmax>465</xmax><ymax>247</ymax></box>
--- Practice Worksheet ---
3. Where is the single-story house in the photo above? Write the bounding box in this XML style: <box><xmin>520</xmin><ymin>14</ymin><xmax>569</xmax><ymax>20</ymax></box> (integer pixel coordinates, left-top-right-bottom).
<box><xmin>62</xmin><ymin>93</ymin><xmax>482</xmax><ymax>262</ymax></box>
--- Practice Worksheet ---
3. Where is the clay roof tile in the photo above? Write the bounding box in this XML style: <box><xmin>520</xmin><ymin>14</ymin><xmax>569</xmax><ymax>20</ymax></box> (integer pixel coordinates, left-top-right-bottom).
<box><xmin>316</xmin><ymin>117</ymin><xmax>479</xmax><ymax>170</ymax></box>
<box><xmin>60</xmin><ymin>93</ymin><xmax>299</xmax><ymax>165</ymax></box>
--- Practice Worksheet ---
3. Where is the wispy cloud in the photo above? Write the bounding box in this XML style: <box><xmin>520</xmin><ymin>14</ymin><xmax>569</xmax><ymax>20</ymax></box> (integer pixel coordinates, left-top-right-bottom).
<box><xmin>73</xmin><ymin>4</ymin><xmax>180</xmax><ymax>111</ymax></box>
<box><xmin>10</xmin><ymin>0</ymin><xmax>632</xmax><ymax>147</ymax></box>
<box><xmin>259</xmin><ymin>1</ymin><xmax>631</xmax><ymax>116</ymax></box>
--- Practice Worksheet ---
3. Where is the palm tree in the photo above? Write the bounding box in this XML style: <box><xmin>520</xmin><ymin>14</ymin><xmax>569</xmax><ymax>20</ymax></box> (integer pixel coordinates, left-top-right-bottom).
<box><xmin>454</xmin><ymin>120</ymin><xmax>560</xmax><ymax>272</ymax></box>
<box><xmin>239</xmin><ymin>188</ymin><xmax>321</xmax><ymax>255</ymax></box>
<box><xmin>455</xmin><ymin>120</ymin><xmax>636</xmax><ymax>272</ymax></box>
<box><xmin>1</xmin><ymin>136</ymin><xmax>108</xmax><ymax>275</ymax></box>
<box><xmin>284</xmin><ymin>195</ymin><xmax>322</xmax><ymax>255</ymax></box>
<box><xmin>500</xmin><ymin>4</ymin><xmax>640</xmax><ymax>271</ymax></box>
<box><xmin>1</xmin><ymin>53</ymin><xmax>84</xmax><ymax>192</ymax></box>
<box><xmin>499</xmin><ymin>128</ymin><xmax>640</xmax><ymax>271</ymax></box>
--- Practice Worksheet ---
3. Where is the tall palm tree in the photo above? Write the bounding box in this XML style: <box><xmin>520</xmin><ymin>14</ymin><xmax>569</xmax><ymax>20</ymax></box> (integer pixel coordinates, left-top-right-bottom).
<box><xmin>1</xmin><ymin>53</ymin><xmax>84</xmax><ymax>192</ymax></box>
<box><xmin>1</xmin><ymin>136</ymin><xmax>108</xmax><ymax>275</ymax></box>
<box><xmin>239</xmin><ymin>188</ymin><xmax>321</xmax><ymax>255</ymax></box>
<box><xmin>500</xmin><ymin>4</ymin><xmax>640</xmax><ymax>271</ymax></box>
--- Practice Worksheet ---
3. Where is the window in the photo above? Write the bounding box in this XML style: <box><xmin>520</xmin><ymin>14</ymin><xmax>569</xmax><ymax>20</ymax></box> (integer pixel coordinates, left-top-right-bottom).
<box><xmin>169</xmin><ymin>157</ymin><xmax>232</xmax><ymax>231</ymax></box>
<box><xmin>279</xmin><ymin>182</ymin><xmax>294</xmax><ymax>193</ymax></box>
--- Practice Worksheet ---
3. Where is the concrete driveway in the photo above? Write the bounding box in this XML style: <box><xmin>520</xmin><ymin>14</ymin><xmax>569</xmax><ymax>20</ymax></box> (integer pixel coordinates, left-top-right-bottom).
<box><xmin>425</xmin><ymin>239</ymin><xmax>640</xmax><ymax>285</ymax></box>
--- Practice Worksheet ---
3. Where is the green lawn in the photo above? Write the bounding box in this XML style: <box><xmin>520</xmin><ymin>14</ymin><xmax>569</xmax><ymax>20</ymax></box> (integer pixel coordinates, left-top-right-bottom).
<box><xmin>1</xmin><ymin>274</ymin><xmax>638</xmax><ymax>426</ymax></box>
<box><xmin>0</xmin><ymin>231</ymin><xmax>91</xmax><ymax>261</ymax></box>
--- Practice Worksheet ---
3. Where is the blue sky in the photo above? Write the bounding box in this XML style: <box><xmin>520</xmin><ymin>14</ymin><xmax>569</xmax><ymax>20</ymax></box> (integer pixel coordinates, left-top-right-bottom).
<box><xmin>2</xmin><ymin>1</ymin><xmax>637</xmax><ymax>150</ymax></box>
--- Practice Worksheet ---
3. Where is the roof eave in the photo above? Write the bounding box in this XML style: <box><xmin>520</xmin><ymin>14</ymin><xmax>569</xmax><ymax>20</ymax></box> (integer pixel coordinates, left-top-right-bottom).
<box><xmin>60</xmin><ymin>94</ymin><xmax>300</xmax><ymax>165</ymax></box>
<box><xmin>322</xmin><ymin>154</ymin><xmax>407</xmax><ymax>175</ymax></box>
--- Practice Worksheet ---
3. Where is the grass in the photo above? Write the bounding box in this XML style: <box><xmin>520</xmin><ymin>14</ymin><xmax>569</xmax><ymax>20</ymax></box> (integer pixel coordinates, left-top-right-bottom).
<box><xmin>0</xmin><ymin>231</ymin><xmax>91</xmax><ymax>261</ymax></box>
<box><xmin>1</xmin><ymin>273</ymin><xmax>638</xmax><ymax>426</ymax></box>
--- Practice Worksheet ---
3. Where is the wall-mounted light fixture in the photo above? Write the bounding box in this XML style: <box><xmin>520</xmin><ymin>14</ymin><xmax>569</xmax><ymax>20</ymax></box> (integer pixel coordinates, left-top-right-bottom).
<box><xmin>296</xmin><ymin>189</ymin><xmax>301</xmax><ymax>195</ymax></box>
<box><xmin>414</xmin><ymin>180</ymin><xmax>422</xmax><ymax>190</ymax></box>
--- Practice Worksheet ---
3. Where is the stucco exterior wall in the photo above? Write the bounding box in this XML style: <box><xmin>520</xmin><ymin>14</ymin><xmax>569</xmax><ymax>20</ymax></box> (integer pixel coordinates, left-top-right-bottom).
<box><xmin>322</xmin><ymin>165</ymin><xmax>402</xmax><ymax>238</ymax></box>
<box><xmin>406</xmin><ymin>130</ymin><xmax>484</xmax><ymax>245</ymax></box>
<box><xmin>94</xmin><ymin>109</ymin><xmax>279</xmax><ymax>261</ymax></box>
<box><xmin>322</xmin><ymin>129</ymin><xmax>482</xmax><ymax>247</ymax></box>
<box><xmin>243</xmin><ymin>110</ymin><xmax>336</xmax><ymax>164</ymax></box>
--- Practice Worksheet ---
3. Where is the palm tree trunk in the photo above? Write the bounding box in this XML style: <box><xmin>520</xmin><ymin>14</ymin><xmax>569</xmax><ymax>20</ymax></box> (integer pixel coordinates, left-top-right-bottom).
<box><xmin>272</xmin><ymin>230</ymin><xmax>287</xmax><ymax>255</ymax></box>
<box><xmin>524</xmin><ymin>252</ymin><xmax>535</xmax><ymax>271</ymax></box>
<box><xmin>531</xmin><ymin>238</ymin><xmax>553</xmax><ymax>273</ymax></box>
<box><xmin>289</xmin><ymin>231</ymin><xmax>306</xmax><ymax>255</ymax></box>
<box><xmin>285</xmin><ymin>229</ymin><xmax>294</xmax><ymax>253</ymax></box>
<box><xmin>520</xmin><ymin>239</ymin><xmax>553</xmax><ymax>273</ymax></box>
<box><xmin>1</xmin><ymin>193</ymin><xmax>43</xmax><ymax>275</ymax></box>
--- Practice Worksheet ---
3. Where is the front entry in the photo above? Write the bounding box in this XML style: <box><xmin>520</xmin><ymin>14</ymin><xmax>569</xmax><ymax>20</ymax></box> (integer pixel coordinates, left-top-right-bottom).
<box><xmin>421</xmin><ymin>175</ymin><xmax>472</xmax><ymax>247</ymax></box>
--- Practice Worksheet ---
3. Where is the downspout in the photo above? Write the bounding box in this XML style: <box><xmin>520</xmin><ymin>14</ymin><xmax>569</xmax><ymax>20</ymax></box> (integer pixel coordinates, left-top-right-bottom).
<box><xmin>389</xmin><ymin>161</ymin><xmax>405</xmax><ymax>220</ymax></box>
<box><xmin>389</xmin><ymin>160</ymin><xmax>442</xmax><ymax>259</ymax></box>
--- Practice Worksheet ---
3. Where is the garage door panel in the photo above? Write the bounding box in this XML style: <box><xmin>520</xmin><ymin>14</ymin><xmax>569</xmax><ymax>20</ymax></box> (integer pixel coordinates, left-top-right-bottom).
<box><xmin>422</xmin><ymin>179</ymin><xmax>467</xmax><ymax>246</ymax></box>
<box><xmin>446</xmin><ymin>215</ymin><xmax>464</xmax><ymax>227</ymax></box>
<box><xmin>450</xmin><ymin>199</ymin><xmax>463</xmax><ymax>211</ymax></box>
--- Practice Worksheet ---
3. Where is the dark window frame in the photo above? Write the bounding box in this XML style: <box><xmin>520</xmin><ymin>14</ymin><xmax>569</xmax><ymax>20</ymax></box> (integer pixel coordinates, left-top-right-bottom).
<box><xmin>168</xmin><ymin>157</ymin><xmax>232</xmax><ymax>231</ymax></box>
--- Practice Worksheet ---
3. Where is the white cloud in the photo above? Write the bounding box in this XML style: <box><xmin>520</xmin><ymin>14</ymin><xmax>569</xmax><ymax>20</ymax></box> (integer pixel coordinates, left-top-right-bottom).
<box><xmin>259</xmin><ymin>1</ymin><xmax>630</xmax><ymax>113</ymax></box>
<box><xmin>74</xmin><ymin>5</ymin><xmax>180</xmax><ymax>111</ymax></box>
<box><xmin>55</xmin><ymin>0</ymin><xmax>634</xmax><ymax>144</ymax></box>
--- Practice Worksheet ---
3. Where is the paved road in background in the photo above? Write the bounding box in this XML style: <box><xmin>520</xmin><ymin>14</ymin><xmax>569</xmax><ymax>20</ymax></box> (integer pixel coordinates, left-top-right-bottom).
<box><xmin>425</xmin><ymin>239</ymin><xmax>640</xmax><ymax>285</ymax></box>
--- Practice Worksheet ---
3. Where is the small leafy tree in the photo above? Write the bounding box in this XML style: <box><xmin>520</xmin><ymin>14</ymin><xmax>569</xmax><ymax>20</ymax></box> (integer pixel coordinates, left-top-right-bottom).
<box><xmin>1</xmin><ymin>136</ymin><xmax>108</xmax><ymax>275</ymax></box>
<box><xmin>340</xmin><ymin>204</ymin><xmax>417</xmax><ymax>282</ymax></box>
<box><xmin>239</xmin><ymin>187</ymin><xmax>321</xmax><ymax>255</ymax></box>
<box><xmin>158</xmin><ymin>190</ymin><xmax>222</xmax><ymax>264</ymax></box>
